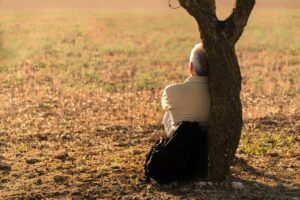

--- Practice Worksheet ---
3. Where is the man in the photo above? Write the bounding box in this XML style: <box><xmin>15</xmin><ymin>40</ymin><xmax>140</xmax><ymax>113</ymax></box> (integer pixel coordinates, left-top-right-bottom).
<box><xmin>162</xmin><ymin>43</ymin><xmax>211</xmax><ymax>135</ymax></box>
<box><xmin>144</xmin><ymin>43</ymin><xmax>211</xmax><ymax>182</ymax></box>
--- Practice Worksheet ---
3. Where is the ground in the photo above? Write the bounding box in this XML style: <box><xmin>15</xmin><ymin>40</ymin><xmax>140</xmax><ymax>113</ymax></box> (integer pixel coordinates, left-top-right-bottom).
<box><xmin>0</xmin><ymin>5</ymin><xmax>299</xmax><ymax>200</ymax></box>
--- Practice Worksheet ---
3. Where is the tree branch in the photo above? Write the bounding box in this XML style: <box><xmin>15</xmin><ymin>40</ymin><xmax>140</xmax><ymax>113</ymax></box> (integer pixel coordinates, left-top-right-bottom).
<box><xmin>178</xmin><ymin>0</ymin><xmax>218</xmax><ymax>43</ymax></box>
<box><xmin>221</xmin><ymin>0</ymin><xmax>256</xmax><ymax>44</ymax></box>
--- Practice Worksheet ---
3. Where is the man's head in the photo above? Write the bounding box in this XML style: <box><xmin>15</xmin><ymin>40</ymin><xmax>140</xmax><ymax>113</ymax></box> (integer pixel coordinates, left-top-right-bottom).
<box><xmin>189</xmin><ymin>43</ymin><xmax>208</xmax><ymax>76</ymax></box>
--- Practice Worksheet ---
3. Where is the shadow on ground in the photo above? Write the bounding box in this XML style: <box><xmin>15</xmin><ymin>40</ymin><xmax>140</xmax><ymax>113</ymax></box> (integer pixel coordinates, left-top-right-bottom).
<box><xmin>1</xmin><ymin>120</ymin><xmax>299</xmax><ymax>199</ymax></box>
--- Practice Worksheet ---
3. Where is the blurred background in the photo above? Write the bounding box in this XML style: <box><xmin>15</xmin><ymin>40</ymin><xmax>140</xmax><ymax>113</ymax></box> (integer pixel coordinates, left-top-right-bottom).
<box><xmin>1</xmin><ymin>0</ymin><xmax>300</xmax><ymax>10</ymax></box>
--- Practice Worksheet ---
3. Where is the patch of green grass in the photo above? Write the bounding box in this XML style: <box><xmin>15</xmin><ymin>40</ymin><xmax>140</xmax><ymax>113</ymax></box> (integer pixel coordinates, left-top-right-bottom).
<box><xmin>38</xmin><ymin>103</ymin><xmax>51</xmax><ymax>110</ymax></box>
<box><xmin>111</xmin><ymin>155</ymin><xmax>123</xmax><ymax>164</ymax></box>
<box><xmin>102</xmin><ymin>45</ymin><xmax>139</xmax><ymax>57</ymax></box>
<box><xmin>0</xmin><ymin>64</ymin><xmax>6</xmax><ymax>73</ymax></box>
<box><xmin>135</xmin><ymin>74</ymin><xmax>160</xmax><ymax>91</ymax></box>
<box><xmin>239</xmin><ymin>131</ymin><xmax>297</xmax><ymax>156</ymax></box>
<box><xmin>16</xmin><ymin>143</ymin><xmax>29</xmax><ymax>153</ymax></box>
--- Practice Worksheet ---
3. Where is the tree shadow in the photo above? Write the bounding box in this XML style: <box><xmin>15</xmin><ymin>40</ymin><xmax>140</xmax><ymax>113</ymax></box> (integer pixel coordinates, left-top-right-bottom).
<box><xmin>156</xmin><ymin>157</ymin><xmax>300</xmax><ymax>199</ymax></box>
<box><xmin>244</xmin><ymin>114</ymin><xmax>299</xmax><ymax>132</ymax></box>
<box><xmin>44</xmin><ymin>150</ymin><xmax>298</xmax><ymax>200</ymax></box>
<box><xmin>89</xmin><ymin>123</ymin><xmax>299</xmax><ymax>199</ymax></box>
<box><xmin>233</xmin><ymin>157</ymin><xmax>282</xmax><ymax>183</ymax></box>
<box><xmin>6</xmin><ymin>123</ymin><xmax>299</xmax><ymax>199</ymax></box>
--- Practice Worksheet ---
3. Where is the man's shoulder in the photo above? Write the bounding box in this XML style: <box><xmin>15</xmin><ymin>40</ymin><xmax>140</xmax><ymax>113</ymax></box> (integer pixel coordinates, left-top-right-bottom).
<box><xmin>163</xmin><ymin>82</ymin><xmax>184</xmax><ymax>95</ymax></box>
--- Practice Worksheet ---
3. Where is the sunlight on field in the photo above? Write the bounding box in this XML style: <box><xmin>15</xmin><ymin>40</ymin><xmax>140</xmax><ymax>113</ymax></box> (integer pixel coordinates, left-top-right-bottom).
<box><xmin>0</xmin><ymin>10</ymin><xmax>299</xmax><ymax>115</ymax></box>
<box><xmin>0</xmin><ymin>5</ymin><xmax>299</xmax><ymax>199</ymax></box>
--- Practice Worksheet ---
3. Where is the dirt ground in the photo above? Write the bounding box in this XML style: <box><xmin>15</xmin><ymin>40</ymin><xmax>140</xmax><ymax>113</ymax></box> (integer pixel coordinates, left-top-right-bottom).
<box><xmin>0</xmin><ymin>71</ymin><xmax>299</xmax><ymax>199</ymax></box>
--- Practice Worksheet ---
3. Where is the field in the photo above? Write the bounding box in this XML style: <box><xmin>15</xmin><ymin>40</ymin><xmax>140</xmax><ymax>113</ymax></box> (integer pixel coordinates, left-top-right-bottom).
<box><xmin>0</xmin><ymin>4</ymin><xmax>300</xmax><ymax>200</ymax></box>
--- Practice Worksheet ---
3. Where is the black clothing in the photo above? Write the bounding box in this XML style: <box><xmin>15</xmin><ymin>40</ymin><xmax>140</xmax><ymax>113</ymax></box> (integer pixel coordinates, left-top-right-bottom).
<box><xmin>144</xmin><ymin>121</ymin><xmax>208</xmax><ymax>184</ymax></box>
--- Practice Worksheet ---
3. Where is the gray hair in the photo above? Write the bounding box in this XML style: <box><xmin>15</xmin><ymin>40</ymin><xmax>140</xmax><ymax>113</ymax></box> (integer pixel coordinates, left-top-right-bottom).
<box><xmin>189</xmin><ymin>43</ymin><xmax>209</xmax><ymax>76</ymax></box>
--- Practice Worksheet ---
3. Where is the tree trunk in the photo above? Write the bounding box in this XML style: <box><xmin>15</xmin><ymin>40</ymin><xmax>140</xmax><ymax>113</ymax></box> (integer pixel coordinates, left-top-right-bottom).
<box><xmin>178</xmin><ymin>0</ymin><xmax>255</xmax><ymax>181</ymax></box>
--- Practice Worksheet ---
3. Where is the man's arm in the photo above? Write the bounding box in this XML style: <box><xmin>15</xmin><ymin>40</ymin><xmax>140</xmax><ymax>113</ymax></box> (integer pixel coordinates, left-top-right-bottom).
<box><xmin>161</xmin><ymin>87</ymin><xmax>175</xmax><ymax>135</ymax></box>
<box><xmin>162</xmin><ymin>111</ymin><xmax>173</xmax><ymax>136</ymax></box>
<box><xmin>161</xmin><ymin>88</ymin><xmax>170</xmax><ymax>111</ymax></box>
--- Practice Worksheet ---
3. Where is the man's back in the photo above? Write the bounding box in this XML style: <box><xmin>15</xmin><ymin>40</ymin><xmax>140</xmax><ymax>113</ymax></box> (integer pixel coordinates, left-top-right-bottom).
<box><xmin>161</xmin><ymin>76</ymin><xmax>211</xmax><ymax>125</ymax></box>
<box><xmin>144</xmin><ymin>43</ymin><xmax>210</xmax><ymax>182</ymax></box>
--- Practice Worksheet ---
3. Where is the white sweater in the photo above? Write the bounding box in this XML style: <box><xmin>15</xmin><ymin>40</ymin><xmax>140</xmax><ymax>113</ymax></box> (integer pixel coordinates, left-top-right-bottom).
<box><xmin>161</xmin><ymin>76</ymin><xmax>211</xmax><ymax>134</ymax></box>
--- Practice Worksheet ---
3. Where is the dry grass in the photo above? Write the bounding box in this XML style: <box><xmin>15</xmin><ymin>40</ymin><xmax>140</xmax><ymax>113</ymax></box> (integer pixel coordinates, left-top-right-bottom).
<box><xmin>0</xmin><ymin>8</ymin><xmax>299</xmax><ymax>199</ymax></box>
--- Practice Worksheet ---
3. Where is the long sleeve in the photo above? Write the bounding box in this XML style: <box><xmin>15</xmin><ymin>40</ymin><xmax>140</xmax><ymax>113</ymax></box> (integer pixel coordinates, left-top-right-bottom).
<box><xmin>162</xmin><ymin>111</ymin><xmax>174</xmax><ymax>136</ymax></box>
<box><xmin>161</xmin><ymin>88</ymin><xmax>170</xmax><ymax>111</ymax></box>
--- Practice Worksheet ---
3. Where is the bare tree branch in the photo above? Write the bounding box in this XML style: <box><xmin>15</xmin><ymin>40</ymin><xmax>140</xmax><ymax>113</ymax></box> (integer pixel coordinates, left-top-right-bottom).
<box><xmin>178</xmin><ymin>0</ymin><xmax>218</xmax><ymax>43</ymax></box>
<box><xmin>221</xmin><ymin>0</ymin><xmax>256</xmax><ymax>44</ymax></box>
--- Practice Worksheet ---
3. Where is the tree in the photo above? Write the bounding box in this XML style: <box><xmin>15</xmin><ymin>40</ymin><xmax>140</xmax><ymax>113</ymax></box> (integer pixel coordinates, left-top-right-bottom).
<box><xmin>178</xmin><ymin>0</ymin><xmax>256</xmax><ymax>181</ymax></box>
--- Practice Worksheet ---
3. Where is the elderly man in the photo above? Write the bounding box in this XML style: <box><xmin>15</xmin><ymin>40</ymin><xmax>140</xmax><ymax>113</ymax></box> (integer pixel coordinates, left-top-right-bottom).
<box><xmin>144</xmin><ymin>43</ymin><xmax>211</xmax><ymax>183</ymax></box>
<box><xmin>162</xmin><ymin>43</ymin><xmax>211</xmax><ymax>135</ymax></box>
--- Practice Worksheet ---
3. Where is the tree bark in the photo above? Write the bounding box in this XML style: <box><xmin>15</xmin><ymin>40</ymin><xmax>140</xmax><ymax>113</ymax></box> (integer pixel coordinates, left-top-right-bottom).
<box><xmin>178</xmin><ymin>0</ymin><xmax>255</xmax><ymax>181</ymax></box>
